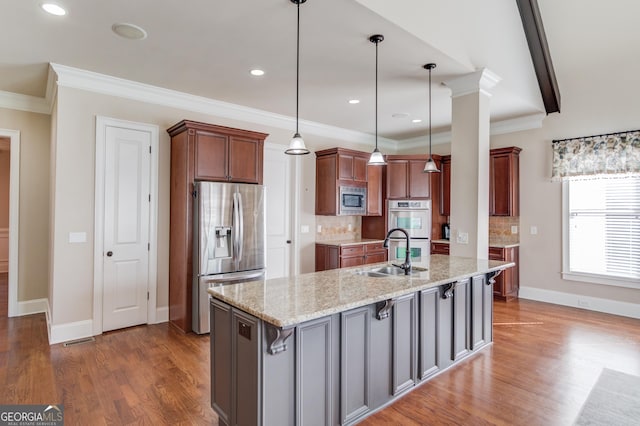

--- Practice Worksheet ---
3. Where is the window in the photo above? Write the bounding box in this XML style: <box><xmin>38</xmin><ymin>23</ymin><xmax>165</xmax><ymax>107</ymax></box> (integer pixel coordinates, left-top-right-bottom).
<box><xmin>563</xmin><ymin>176</ymin><xmax>640</xmax><ymax>287</ymax></box>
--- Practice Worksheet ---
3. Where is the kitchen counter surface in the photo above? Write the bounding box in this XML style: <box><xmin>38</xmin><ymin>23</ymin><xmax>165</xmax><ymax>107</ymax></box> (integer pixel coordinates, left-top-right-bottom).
<box><xmin>432</xmin><ymin>239</ymin><xmax>520</xmax><ymax>249</ymax></box>
<box><xmin>208</xmin><ymin>254</ymin><xmax>513</xmax><ymax>328</ymax></box>
<box><xmin>315</xmin><ymin>238</ymin><xmax>385</xmax><ymax>247</ymax></box>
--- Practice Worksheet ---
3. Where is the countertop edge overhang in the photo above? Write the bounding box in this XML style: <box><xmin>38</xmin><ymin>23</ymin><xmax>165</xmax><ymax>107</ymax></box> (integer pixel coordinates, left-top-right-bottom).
<box><xmin>208</xmin><ymin>254</ymin><xmax>514</xmax><ymax>328</ymax></box>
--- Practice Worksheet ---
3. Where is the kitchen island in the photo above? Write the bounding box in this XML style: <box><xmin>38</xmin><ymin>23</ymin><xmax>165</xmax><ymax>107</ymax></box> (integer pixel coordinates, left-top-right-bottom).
<box><xmin>208</xmin><ymin>254</ymin><xmax>513</xmax><ymax>426</ymax></box>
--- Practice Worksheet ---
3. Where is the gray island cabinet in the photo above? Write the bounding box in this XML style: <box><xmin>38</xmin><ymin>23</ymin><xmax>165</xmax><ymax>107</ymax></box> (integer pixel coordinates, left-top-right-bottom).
<box><xmin>208</xmin><ymin>255</ymin><xmax>512</xmax><ymax>426</ymax></box>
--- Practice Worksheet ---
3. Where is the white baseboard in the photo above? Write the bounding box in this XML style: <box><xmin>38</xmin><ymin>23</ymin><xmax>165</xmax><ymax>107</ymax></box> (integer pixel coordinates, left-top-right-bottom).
<box><xmin>154</xmin><ymin>306</ymin><xmax>169</xmax><ymax>323</ymax></box>
<box><xmin>519</xmin><ymin>286</ymin><xmax>640</xmax><ymax>320</ymax></box>
<box><xmin>49</xmin><ymin>319</ymin><xmax>94</xmax><ymax>345</ymax></box>
<box><xmin>17</xmin><ymin>298</ymin><xmax>48</xmax><ymax>316</ymax></box>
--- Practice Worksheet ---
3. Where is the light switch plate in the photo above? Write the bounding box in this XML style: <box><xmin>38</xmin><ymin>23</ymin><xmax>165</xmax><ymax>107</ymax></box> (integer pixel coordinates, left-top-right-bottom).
<box><xmin>456</xmin><ymin>232</ymin><xmax>469</xmax><ymax>244</ymax></box>
<box><xmin>300</xmin><ymin>225</ymin><xmax>310</xmax><ymax>234</ymax></box>
<box><xmin>530</xmin><ymin>225</ymin><xmax>538</xmax><ymax>235</ymax></box>
<box><xmin>511</xmin><ymin>225</ymin><xmax>518</xmax><ymax>234</ymax></box>
<box><xmin>69</xmin><ymin>232</ymin><xmax>86</xmax><ymax>243</ymax></box>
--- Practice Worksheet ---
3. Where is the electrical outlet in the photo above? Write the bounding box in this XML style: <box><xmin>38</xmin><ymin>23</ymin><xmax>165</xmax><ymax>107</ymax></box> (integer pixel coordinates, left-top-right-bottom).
<box><xmin>317</xmin><ymin>225</ymin><xmax>322</xmax><ymax>233</ymax></box>
<box><xmin>347</xmin><ymin>224</ymin><xmax>353</xmax><ymax>231</ymax></box>
<box><xmin>530</xmin><ymin>225</ymin><xmax>538</xmax><ymax>235</ymax></box>
<box><xmin>511</xmin><ymin>225</ymin><xmax>518</xmax><ymax>234</ymax></box>
<box><xmin>456</xmin><ymin>231</ymin><xmax>469</xmax><ymax>244</ymax></box>
<box><xmin>577</xmin><ymin>298</ymin><xmax>590</xmax><ymax>308</ymax></box>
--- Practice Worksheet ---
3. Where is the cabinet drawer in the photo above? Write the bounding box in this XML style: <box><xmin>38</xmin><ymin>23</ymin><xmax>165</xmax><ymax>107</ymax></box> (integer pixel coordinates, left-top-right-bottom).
<box><xmin>341</xmin><ymin>245</ymin><xmax>364</xmax><ymax>256</ymax></box>
<box><xmin>431</xmin><ymin>243</ymin><xmax>450</xmax><ymax>255</ymax></box>
<box><xmin>364</xmin><ymin>242</ymin><xmax>385</xmax><ymax>253</ymax></box>
<box><xmin>488</xmin><ymin>247</ymin><xmax>505</xmax><ymax>260</ymax></box>
<box><xmin>340</xmin><ymin>255</ymin><xmax>364</xmax><ymax>268</ymax></box>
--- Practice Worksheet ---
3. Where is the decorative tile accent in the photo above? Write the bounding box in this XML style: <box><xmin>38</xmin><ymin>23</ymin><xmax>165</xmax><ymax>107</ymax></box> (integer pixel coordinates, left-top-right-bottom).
<box><xmin>315</xmin><ymin>216</ymin><xmax>361</xmax><ymax>242</ymax></box>
<box><xmin>489</xmin><ymin>216</ymin><xmax>520</xmax><ymax>245</ymax></box>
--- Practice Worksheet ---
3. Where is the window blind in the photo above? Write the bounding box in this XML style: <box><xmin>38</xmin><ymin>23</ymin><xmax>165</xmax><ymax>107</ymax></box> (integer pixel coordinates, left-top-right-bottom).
<box><xmin>568</xmin><ymin>176</ymin><xmax>640</xmax><ymax>280</ymax></box>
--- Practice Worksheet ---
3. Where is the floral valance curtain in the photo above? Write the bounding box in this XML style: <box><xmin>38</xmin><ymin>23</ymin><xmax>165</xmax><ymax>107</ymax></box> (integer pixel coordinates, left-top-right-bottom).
<box><xmin>551</xmin><ymin>130</ymin><xmax>640</xmax><ymax>180</ymax></box>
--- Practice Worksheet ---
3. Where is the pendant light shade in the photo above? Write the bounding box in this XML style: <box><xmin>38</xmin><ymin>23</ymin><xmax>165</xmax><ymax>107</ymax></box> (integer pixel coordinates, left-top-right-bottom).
<box><xmin>285</xmin><ymin>0</ymin><xmax>310</xmax><ymax>155</ymax></box>
<box><xmin>368</xmin><ymin>34</ymin><xmax>386</xmax><ymax>166</ymax></box>
<box><xmin>423</xmin><ymin>63</ymin><xmax>440</xmax><ymax>173</ymax></box>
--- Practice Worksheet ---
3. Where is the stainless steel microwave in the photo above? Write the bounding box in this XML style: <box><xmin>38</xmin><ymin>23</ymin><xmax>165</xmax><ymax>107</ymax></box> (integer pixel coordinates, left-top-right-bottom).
<box><xmin>339</xmin><ymin>186</ymin><xmax>366</xmax><ymax>215</ymax></box>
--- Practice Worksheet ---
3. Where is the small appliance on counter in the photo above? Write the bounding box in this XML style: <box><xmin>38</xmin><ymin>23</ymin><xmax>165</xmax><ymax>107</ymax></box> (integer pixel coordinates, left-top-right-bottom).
<box><xmin>192</xmin><ymin>181</ymin><xmax>266</xmax><ymax>334</ymax></box>
<box><xmin>442</xmin><ymin>223</ymin><xmax>450</xmax><ymax>240</ymax></box>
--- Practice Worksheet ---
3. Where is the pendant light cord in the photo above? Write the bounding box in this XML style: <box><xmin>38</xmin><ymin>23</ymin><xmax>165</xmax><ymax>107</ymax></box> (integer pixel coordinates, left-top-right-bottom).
<box><xmin>375</xmin><ymin>39</ymin><xmax>378</xmax><ymax>150</ymax></box>
<box><xmin>295</xmin><ymin>1</ymin><xmax>300</xmax><ymax>134</ymax></box>
<box><xmin>428</xmin><ymin>65</ymin><xmax>432</xmax><ymax>157</ymax></box>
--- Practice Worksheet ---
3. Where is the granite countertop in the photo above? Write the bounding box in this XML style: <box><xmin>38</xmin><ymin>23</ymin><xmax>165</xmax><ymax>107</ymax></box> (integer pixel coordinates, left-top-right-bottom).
<box><xmin>316</xmin><ymin>238</ymin><xmax>385</xmax><ymax>247</ymax></box>
<box><xmin>208</xmin><ymin>255</ymin><xmax>514</xmax><ymax>328</ymax></box>
<box><xmin>431</xmin><ymin>239</ymin><xmax>520</xmax><ymax>249</ymax></box>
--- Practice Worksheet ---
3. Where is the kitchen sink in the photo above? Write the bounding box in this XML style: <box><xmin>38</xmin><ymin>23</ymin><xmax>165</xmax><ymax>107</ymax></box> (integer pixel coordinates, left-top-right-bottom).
<box><xmin>353</xmin><ymin>265</ymin><xmax>428</xmax><ymax>278</ymax></box>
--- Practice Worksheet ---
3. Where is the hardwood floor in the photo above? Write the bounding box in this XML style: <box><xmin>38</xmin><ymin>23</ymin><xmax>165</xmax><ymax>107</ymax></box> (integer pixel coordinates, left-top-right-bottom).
<box><xmin>1</xmin><ymin>299</ymin><xmax>639</xmax><ymax>425</ymax></box>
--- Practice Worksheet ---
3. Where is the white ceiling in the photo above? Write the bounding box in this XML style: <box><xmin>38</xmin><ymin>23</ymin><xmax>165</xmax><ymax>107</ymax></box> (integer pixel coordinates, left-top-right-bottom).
<box><xmin>1</xmin><ymin>0</ymin><xmax>559</xmax><ymax>141</ymax></box>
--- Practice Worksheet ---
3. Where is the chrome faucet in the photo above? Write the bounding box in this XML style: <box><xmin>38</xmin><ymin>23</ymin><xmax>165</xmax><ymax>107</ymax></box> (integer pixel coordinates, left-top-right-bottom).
<box><xmin>383</xmin><ymin>228</ymin><xmax>412</xmax><ymax>275</ymax></box>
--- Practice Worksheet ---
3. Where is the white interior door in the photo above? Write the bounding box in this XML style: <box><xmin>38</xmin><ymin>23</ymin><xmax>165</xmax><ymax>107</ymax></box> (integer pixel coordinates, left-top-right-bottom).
<box><xmin>264</xmin><ymin>144</ymin><xmax>291</xmax><ymax>279</ymax></box>
<box><xmin>102</xmin><ymin>125</ymin><xmax>151</xmax><ymax>331</ymax></box>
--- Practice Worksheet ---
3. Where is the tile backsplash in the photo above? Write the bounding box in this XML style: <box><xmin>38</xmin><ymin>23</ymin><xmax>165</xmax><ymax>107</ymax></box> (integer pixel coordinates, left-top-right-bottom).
<box><xmin>315</xmin><ymin>216</ymin><xmax>361</xmax><ymax>241</ymax></box>
<box><xmin>489</xmin><ymin>216</ymin><xmax>520</xmax><ymax>244</ymax></box>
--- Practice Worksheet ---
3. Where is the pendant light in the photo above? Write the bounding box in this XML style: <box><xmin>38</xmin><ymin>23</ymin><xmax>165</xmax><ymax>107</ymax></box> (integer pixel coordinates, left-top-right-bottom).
<box><xmin>285</xmin><ymin>0</ymin><xmax>310</xmax><ymax>155</ymax></box>
<box><xmin>423</xmin><ymin>63</ymin><xmax>440</xmax><ymax>173</ymax></box>
<box><xmin>368</xmin><ymin>34</ymin><xmax>386</xmax><ymax>165</ymax></box>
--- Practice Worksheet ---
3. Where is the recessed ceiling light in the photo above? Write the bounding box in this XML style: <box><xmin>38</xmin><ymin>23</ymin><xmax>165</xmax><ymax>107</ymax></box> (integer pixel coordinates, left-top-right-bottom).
<box><xmin>412</xmin><ymin>119</ymin><xmax>422</xmax><ymax>123</ymax></box>
<box><xmin>250</xmin><ymin>69</ymin><xmax>265</xmax><ymax>76</ymax></box>
<box><xmin>348</xmin><ymin>99</ymin><xmax>360</xmax><ymax>104</ymax></box>
<box><xmin>112</xmin><ymin>23</ymin><xmax>148</xmax><ymax>40</ymax></box>
<box><xmin>41</xmin><ymin>3</ymin><xmax>66</xmax><ymax>16</ymax></box>
<box><xmin>392</xmin><ymin>113</ymin><xmax>410</xmax><ymax>119</ymax></box>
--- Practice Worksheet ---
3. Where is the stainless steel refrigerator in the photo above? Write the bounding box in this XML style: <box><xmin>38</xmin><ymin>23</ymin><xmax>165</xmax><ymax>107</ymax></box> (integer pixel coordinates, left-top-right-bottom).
<box><xmin>193</xmin><ymin>181</ymin><xmax>266</xmax><ymax>334</ymax></box>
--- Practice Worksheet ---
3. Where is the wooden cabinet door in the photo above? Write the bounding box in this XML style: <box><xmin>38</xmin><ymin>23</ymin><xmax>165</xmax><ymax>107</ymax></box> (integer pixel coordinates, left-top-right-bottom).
<box><xmin>364</xmin><ymin>252</ymin><xmax>386</xmax><ymax>264</ymax></box>
<box><xmin>195</xmin><ymin>130</ymin><xmax>228</xmax><ymax>181</ymax></box>
<box><xmin>229</xmin><ymin>136</ymin><xmax>262</xmax><ymax>184</ymax></box>
<box><xmin>408</xmin><ymin>160</ymin><xmax>430</xmax><ymax>199</ymax></box>
<box><xmin>338</xmin><ymin>153</ymin><xmax>355</xmax><ymax>180</ymax></box>
<box><xmin>316</xmin><ymin>155</ymin><xmax>338</xmax><ymax>215</ymax></box>
<box><xmin>353</xmin><ymin>156</ymin><xmax>368</xmax><ymax>182</ymax></box>
<box><xmin>366</xmin><ymin>164</ymin><xmax>383</xmax><ymax>216</ymax></box>
<box><xmin>315</xmin><ymin>244</ymin><xmax>340</xmax><ymax>271</ymax></box>
<box><xmin>490</xmin><ymin>153</ymin><xmax>511</xmax><ymax>216</ymax></box>
<box><xmin>341</xmin><ymin>256</ymin><xmax>365</xmax><ymax>268</ymax></box>
<box><xmin>431</xmin><ymin>242</ymin><xmax>450</xmax><ymax>255</ymax></box>
<box><xmin>386</xmin><ymin>160</ymin><xmax>408</xmax><ymax>199</ymax></box>
<box><xmin>440</xmin><ymin>156</ymin><xmax>451</xmax><ymax>216</ymax></box>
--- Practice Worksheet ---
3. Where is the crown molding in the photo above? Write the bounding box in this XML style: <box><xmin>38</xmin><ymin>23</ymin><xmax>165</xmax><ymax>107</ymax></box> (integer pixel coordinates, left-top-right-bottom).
<box><xmin>443</xmin><ymin>68</ymin><xmax>502</xmax><ymax>98</ymax></box>
<box><xmin>48</xmin><ymin>63</ymin><xmax>397</xmax><ymax>149</ymax></box>
<box><xmin>0</xmin><ymin>90</ymin><xmax>50</xmax><ymax>114</ymax></box>
<box><xmin>397</xmin><ymin>112</ymin><xmax>545</xmax><ymax>150</ymax></box>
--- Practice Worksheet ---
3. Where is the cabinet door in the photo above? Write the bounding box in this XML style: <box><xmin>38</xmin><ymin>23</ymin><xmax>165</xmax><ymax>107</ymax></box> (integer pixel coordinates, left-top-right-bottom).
<box><xmin>364</xmin><ymin>252</ymin><xmax>386</xmax><ymax>265</ymax></box>
<box><xmin>341</xmin><ymin>256</ymin><xmax>365</xmax><ymax>268</ymax></box>
<box><xmin>470</xmin><ymin>275</ymin><xmax>490</xmax><ymax>350</ymax></box>
<box><xmin>419</xmin><ymin>287</ymin><xmax>439</xmax><ymax>380</ymax></box>
<box><xmin>440</xmin><ymin>156</ymin><xmax>451</xmax><ymax>216</ymax></box>
<box><xmin>392</xmin><ymin>293</ymin><xmax>417</xmax><ymax>395</ymax></box>
<box><xmin>366</xmin><ymin>164</ymin><xmax>383</xmax><ymax>216</ymax></box>
<box><xmin>338</xmin><ymin>153</ymin><xmax>355</xmax><ymax>180</ymax></box>
<box><xmin>452</xmin><ymin>279</ymin><xmax>470</xmax><ymax>361</ymax></box>
<box><xmin>353</xmin><ymin>156</ymin><xmax>368</xmax><ymax>182</ymax></box>
<box><xmin>408</xmin><ymin>160</ymin><xmax>430</xmax><ymax>199</ymax></box>
<box><xmin>195</xmin><ymin>130</ymin><xmax>228</xmax><ymax>181</ymax></box>
<box><xmin>315</xmin><ymin>245</ymin><xmax>327</xmax><ymax>272</ymax></box>
<box><xmin>210</xmin><ymin>299</ymin><xmax>232</xmax><ymax>424</ymax></box>
<box><xmin>316</xmin><ymin>155</ymin><xmax>338</xmax><ymax>215</ymax></box>
<box><xmin>386</xmin><ymin>160</ymin><xmax>408</xmax><ymax>199</ymax></box>
<box><xmin>229</xmin><ymin>136</ymin><xmax>262</xmax><ymax>184</ymax></box>
<box><xmin>341</xmin><ymin>306</ymin><xmax>371</xmax><ymax>424</ymax></box>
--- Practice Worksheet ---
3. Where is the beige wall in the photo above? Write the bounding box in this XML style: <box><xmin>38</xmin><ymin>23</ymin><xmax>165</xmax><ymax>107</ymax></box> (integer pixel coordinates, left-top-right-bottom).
<box><xmin>0</xmin><ymin>139</ymin><xmax>10</xmax><ymax>228</ymax></box>
<box><xmin>0</xmin><ymin>107</ymin><xmax>50</xmax><ymax>301</ymax></box>
<box><xmin>49</xmin><ymin>86</ymin><xmax>376</xmax><ymax>325</ymax></box>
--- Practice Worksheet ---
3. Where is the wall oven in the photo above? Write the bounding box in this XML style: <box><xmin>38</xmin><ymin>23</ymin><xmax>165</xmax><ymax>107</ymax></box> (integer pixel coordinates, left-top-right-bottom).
<box><xmin>387</xmin><ymin>199</ymin><xmax>431</xmax><ymax>262</ymax></box>
<box><xmin>339</xmin><ymin>186</ymin><xmax>366</xmax><ymax>215</ymax></box>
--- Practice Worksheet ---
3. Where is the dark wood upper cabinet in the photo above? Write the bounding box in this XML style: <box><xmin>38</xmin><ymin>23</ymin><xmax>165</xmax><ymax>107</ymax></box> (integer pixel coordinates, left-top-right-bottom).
<box><xmin>386</xmin><ymin>155</ymin><xmax>431</xmax><ymax>200</ymax></box>
<box><xmin>489</xmin><ymin>147</ymin><xmax>521</xmax><ymax>216</ymax></box>
<box><xmin>166</xmin><ymin>119</ymin><xmax>268</xmax><ymax>333</ymax></box>
<box><xmin>315</xmin><ymin>148</ymin><xmax>381</xmax><ymax>216</ymax></box>
<box><xmin>439</xmin><ymin>155</ymin><xmax>451</xmax><ymax>217</ymax></box>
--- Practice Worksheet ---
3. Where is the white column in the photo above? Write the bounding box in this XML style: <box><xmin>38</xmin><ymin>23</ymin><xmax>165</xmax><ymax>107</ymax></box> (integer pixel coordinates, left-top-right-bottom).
<box><xmin>445</xmin><ymin>69</ymin><xmax>500</xmax><ymax>259</ymax></box>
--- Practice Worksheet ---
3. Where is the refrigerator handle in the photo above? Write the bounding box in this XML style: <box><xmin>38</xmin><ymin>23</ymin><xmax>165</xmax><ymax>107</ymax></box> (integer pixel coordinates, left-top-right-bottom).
<box><xmin>237</xmin><ymin>192</ymin><xmax>244</xmax><ymax>262</ymax></box>
<box><xmin>232</xmin><ymin>192</ymin><xmax>240</xmax><ymax>261</ymax></box>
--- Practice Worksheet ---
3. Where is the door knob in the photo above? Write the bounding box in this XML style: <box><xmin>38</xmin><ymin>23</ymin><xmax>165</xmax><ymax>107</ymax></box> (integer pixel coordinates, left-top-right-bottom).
<box><xmin>106</xmin><ymin>251</ymin><xmax>113</xmax><ymax>257</ymax></box>
<box><xmin>286</xmin><ymin>240</ymin><xmax>291</xmax><ymax>244</ymax></box>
